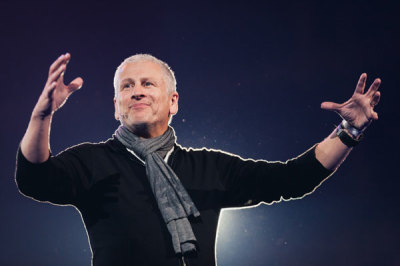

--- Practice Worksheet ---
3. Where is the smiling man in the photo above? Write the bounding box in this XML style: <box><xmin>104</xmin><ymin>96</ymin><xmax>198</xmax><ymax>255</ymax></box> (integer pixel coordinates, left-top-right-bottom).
<box><xmin>15</xmin><ymin>53</ymin><xmax>381</xmax><ymax>266</ymax></box>
<box><xmin>114</xmin><ymin>58</ymin><xmax>179</xmax><ymax>138</ymax></box>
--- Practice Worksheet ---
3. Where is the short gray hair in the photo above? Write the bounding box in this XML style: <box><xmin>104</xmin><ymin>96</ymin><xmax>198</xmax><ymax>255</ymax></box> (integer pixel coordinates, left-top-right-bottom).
<box><xmin>113</xmin><ymin>54</ymin><xmax>177</xmax><ymax>97</ymax></box>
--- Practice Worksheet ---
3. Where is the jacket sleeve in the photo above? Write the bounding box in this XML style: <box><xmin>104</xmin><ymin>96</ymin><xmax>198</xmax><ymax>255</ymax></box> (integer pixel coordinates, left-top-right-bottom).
<box><xmin>216</xmin><ymin>144</ymin><xmax>334</xmax><ymax>207</ymax></box>
<box><xmin>14</xmin><ymin>144</ymin><xmax>91</xmax><ymax>205</ymax></box>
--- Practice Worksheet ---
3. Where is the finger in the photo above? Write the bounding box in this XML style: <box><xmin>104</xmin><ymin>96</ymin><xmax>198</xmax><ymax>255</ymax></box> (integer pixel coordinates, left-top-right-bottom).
<box><xmin>366</xmin><ymin>78</ymin><xmax>381</xmax><ymax>97</ymax></box>
<box><xmin>47</xmin><ymin>63</ymin><xmax>66</xmax><ymax>85</ymax></box>
<box><xmin>370</xmin><ymin>91</ymin><xmax>381</xmax><ymax>107</ymax></box>
<box><xmin>49</xmin><ymin>53</ymin><xmax>69</xmax><ymax>75</ymax></box>
<box><xmin>354</xmin><ymin>73</ymin><xmax>367</xmax><ymax>94</ymax></box>
<box><xmin>67</xmin><ymin>77</ymin><xmax>84</xmax><ymax>93</ymax></box>
<box><xmin>65</xmin><ymin>52</ymin><xmax>71</xmax><ymax>64</ymax></box>
<box><xmin>321</xmin><ymin>101</ymin><xmax>342</xmax><ymax>111</ymax></box>
<box><xmin>49</xmin><ymin>54</ymin><xmax>65</xmax><ymax>75</ymax></box>
<box><xmin>59</xmin><ymin>53</ymin><xmax>72</xmax><ymax>84</ymax></box>
<box><xmin>371</xmin><ymin>110</ymin><xmax>379</xmax><ymax>120</ymax></box>
<box><xmin>44</xmin><ymin>81</ymin><xmax>57</xmax><ymax>98</ymax></box>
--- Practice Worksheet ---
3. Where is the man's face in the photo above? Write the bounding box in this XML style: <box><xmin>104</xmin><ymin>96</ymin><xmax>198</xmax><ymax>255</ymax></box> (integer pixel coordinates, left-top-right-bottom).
<box><xmin>114</xmin><ymin>60</ymin><xmax>178</xmax><ymax>137</ymax></box>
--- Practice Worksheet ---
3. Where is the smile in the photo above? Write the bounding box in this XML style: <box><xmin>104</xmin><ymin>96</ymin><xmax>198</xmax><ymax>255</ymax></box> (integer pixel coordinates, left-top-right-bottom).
<box><xmin>130</xmin><ymin>103</ymin><xmax>150</xmax><ymax>109</ymax></box>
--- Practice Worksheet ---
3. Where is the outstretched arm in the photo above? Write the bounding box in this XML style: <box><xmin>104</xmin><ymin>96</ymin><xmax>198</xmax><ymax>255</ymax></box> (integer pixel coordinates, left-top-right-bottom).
<box><xmin>20</xmin><ymin>53</ymin><xmax>83</xmax><ymax>163</ymax></box>
<box><xmin>315</xmin><ymin>73</ymin><xmax>381</xmax><ymax>170</ymax></box>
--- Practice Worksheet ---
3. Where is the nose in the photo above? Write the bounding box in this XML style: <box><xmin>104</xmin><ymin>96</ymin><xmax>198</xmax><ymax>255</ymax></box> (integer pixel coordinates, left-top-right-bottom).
<box><xmin>131</xmin><ymin>84</ymin><xmax>146</xmax><ymax>100</ymax></box>
<box><xmin>131</xmin><ymin>93</ymin><xmax>144</xmax><ymax>100</ymax></box>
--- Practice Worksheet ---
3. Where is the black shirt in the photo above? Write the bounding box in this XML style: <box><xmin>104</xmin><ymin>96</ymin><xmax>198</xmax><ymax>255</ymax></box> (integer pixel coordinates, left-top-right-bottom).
<box><xmin>15</xmin><ymin>137</ymin><xmax>332</xmax><ymax>266</ymax></box>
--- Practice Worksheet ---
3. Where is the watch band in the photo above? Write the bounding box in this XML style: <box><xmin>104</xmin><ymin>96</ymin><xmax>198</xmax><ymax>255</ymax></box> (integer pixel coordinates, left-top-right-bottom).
<box><xmin>336</xmin><ymin>122</ymin><xmax>363</xmax><ymax>147</ymax></box>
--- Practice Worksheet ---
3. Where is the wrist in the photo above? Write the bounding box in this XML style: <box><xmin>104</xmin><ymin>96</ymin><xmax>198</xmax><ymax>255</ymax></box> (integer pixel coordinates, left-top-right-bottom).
<box><xmin>31</xmin><ymin>107</ymin><xmax>54</xmax><ymax>121</ymax></box>
<box><xmin>336</xmin><ymin>120</ymin><xmax>363</xmax><ymax>147</ymax></box>
<box><xmin>341</xmin><ymin>119</ymin><xmax>366</xmax><ymax>138</ymax></box>
<box><xmin>31</xmin><ymin>113</ymin><xmax>53</xmax><ymax>122</ymax></box>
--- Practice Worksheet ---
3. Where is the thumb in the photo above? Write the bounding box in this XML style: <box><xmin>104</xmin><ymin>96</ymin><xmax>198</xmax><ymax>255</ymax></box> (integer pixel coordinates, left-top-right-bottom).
<box><xmin>320</xmin><ymin>101</ymin><xmax>341</xmax><ymax>111</ymax></box>
<box><xmin>67</xmin><ymin>77</ymin><xmax>84</xmax><ymax>93</ymax></box>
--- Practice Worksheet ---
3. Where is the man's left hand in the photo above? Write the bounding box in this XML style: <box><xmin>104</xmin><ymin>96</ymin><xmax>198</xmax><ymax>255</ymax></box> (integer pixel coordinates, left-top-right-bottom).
<box><xmin>321</xmin><ymin>73</ymin><xmax>381</xmax><ymax>129</ymax></box>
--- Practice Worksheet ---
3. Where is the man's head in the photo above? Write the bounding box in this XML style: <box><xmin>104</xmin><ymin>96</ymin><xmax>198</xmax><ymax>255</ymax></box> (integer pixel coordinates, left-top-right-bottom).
<box><xmin>113</xmin><ymin>54</ymin><xmax>179</xmax><ymax>138</ymax></box>
<box><xmin>113</xmin><ymin>54</ymin><xmax>177</xmax><ymax>97</ymax></box>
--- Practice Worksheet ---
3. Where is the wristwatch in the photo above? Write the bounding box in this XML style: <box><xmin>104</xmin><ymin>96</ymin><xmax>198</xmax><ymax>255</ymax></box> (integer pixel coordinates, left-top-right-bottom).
<box><xmin>336</xmin><ymin>120</ymin><xmax>363</xmax><ymax>147</ymax></box>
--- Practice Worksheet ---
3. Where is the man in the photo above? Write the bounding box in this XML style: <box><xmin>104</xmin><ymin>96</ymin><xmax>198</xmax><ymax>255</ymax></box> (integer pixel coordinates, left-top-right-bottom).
<box><xmin>15</xmin><ymin>53</ymin><xmax>381</xmax><ymax>266</ymax></box>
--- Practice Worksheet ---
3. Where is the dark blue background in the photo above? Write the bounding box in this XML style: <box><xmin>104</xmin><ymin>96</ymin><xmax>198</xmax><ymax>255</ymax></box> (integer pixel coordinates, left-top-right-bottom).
<box><xmin>1</xmin><ymin>1</ymin><xmax>399</xmax><ymax>265</ymax></box>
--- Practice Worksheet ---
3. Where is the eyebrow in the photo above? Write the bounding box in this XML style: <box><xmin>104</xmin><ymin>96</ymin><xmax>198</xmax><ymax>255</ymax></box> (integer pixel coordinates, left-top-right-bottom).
<box><xmin>120</xmin><ymin>77</ymin><xmax>159</xmax><ymax>86</ymax></box>
<box><xmin>120</xmin><ymin>78</ymin><xmax>134</xmax><ymax>85</ymax></box>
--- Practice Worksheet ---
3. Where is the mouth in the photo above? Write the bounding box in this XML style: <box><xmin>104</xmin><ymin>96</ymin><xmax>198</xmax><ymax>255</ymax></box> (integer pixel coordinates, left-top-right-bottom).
<box><xmin>129</xmin><ymin>103</ymin><xmax>150</xmax><ymax>109</ymax></box>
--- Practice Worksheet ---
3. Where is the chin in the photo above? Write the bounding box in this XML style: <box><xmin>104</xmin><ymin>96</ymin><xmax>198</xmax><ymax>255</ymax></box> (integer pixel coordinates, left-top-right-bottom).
<box><xmin>125</xmin><ymin>115</ymin><xmax>150</xmax><ymax>125</ymax></box>
<box><xmin>123</xmin><ymin>118</ymin><xmax>151</xmax><ymax>129</ymax></box>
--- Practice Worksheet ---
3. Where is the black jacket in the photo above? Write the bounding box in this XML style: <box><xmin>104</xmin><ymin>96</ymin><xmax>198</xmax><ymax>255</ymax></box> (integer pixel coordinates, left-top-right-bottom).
<box><xmin>15</xmin><ymin>137</ymin><xmax>332</xmax><ymax>266</ymax></box>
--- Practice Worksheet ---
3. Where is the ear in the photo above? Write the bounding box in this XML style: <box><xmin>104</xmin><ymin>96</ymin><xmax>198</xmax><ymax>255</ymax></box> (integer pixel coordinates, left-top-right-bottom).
<box><xmin>169</xmin><ymin>92</ymin><xmax>179</xmax><ymax>116</ymax></box>
<box><xmin>114</xmin><ymin>97</ymin><xmax>120</xmax><ymax>120</ymax></box>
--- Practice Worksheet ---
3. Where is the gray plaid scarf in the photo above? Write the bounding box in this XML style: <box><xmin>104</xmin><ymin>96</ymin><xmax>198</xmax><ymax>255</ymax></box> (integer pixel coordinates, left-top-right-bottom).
<box><xmin>115</xmin><ymin>125</ymin><xmax>200</xmax><ymax>255</ymax></box>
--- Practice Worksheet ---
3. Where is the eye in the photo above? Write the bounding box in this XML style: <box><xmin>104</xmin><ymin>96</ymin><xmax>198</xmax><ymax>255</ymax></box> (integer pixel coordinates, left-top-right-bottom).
<box><xmin>121</xmin><ymin>83</ymin><xmax>131</xmax><ymax>90</ymax></box>
<box><xmin>144</xmin><ymin>81</ymin><xmax>153</xmax><ymax>87</ymax></box>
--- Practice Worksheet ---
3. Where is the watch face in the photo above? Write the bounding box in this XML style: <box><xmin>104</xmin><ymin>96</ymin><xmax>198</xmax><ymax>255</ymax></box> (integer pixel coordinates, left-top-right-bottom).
<box><xmin>342</xmin><ymin>120</ymin><xmax>363</xmax><ymax>137</ymax></box>
<box><xmin>337</xmin><ymin>129</ymin><xmax>359</xmax><ymax>147</ymax></box>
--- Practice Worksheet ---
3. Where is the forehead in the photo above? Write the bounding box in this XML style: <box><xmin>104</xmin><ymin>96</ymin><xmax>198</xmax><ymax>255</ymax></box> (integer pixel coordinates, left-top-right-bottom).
<box><xmin>117</xmin><ymin>60</ymin><xmax>164</xmax><ymax>82</ymax></box>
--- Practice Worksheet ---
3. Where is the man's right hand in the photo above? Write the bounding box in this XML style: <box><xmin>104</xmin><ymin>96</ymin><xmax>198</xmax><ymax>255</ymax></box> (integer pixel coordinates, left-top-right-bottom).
<box><xmin>21</xmin><ymin>53</ymin><xmax>83</xmax><ymax>163</ymax></box>
<box><xmin>32</xmin><ymin>53</ymin><xmax>83</xmax><ymax>119</ymax></box>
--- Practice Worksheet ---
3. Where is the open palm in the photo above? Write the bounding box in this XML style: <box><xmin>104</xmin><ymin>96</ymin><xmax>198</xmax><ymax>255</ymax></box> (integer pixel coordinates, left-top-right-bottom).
<box><xmin>321</xmin><ymin>73</ymin><xmax>381</xmax><ymax>130</ymax></box>
<box><xmin>34</xmin><ymin>53</ymin><xmax>83</xmax><ymax>118</ymax></box>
